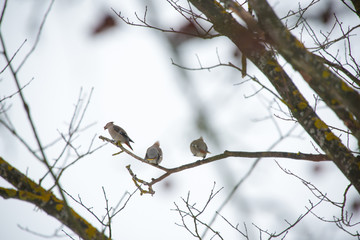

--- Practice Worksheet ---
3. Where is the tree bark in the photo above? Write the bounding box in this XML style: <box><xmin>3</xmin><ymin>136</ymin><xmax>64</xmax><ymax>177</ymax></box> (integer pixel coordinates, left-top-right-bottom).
<box><xmin>0</xmin><ymin>157</ymin><xmax>109</xmax><ymax>240</ymax></box>
<box><xmin>188</xmin><ymin>0</ymin><xmax>360</xmax><ymax>193</ymax></box>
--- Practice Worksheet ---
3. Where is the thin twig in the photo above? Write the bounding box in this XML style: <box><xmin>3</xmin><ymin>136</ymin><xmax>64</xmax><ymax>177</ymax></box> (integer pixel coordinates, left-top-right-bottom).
<box><xmin>16</xmin><ymin>0</ymin><xmax>55</xmax><ymax>73</ymax></box>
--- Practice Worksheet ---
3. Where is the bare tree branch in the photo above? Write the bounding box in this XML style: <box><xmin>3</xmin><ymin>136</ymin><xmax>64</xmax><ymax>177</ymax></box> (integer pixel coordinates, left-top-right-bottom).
<box><xmin>184</xmin><ymin>0</ymin><xmax>360</xmax><ymax>194</ymax></box>
<box><xmin>276</xmin><ymin>162</ymin><xmax>360</xmax><ymax>238</ymax></box>
<box><xmin>15</xmin><ymin>0</ymin><xmax>55</xmax><ymax>73</ymax></box>
<box><xmin>0</xmin><ymin>157</ymin><xmax>109</xmax><ymax>240</ymax></box>
<box><xmin>0</xmin><ymin>0</ymin><xmax>70</xmax><ymax>208</ymax></box>
<box><xmin>172</xmin><ymin>183</ymin><xmax>224</xmax><ymax>239</ymax></box>
<box><xmin>111</xmin><ymin>6</ymin><xmax>219</xmax><ymax>39</ymax></box>
<box><xmin>252</xmin><ymin>198</ymin><xmax>324</xmax><ymax>239</ymax></box>
<box><xmin>0</xmin><ymin>78</ymin><xmax>33</xmax><ymax>102</ymax></box>
<box><xmin>202</xmin><ymin>124</ymin><xmax>300</xmax><ymax>238</ymax></box>
<box><xmin>100</xmin><ymin>135</ymin><xmax>329</xmax><ymax>195</ymax></box>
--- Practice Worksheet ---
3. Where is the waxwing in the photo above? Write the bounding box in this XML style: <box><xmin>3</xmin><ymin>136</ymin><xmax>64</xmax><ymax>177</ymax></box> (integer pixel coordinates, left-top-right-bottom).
<box><xmin>144</xmin><ymin>141</ymin><xmax>163</xmax><ymax>164</ymax></box>
<box><xmin>104</xmin><ymin>122</ymin><xmax>134</xmax><ymax>150</ymax></box>
<box><xmin>190</xmin><ymin>137</ymin><xmax>210</xmax><ymax>159</ymax></box>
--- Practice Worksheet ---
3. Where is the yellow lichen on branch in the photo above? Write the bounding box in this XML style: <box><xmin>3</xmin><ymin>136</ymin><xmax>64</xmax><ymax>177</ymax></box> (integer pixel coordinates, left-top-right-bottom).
<box><xmin>314</xmin><ymin>118</ymin><xmax>328</xmax><ymax>130</ymax></box>
<box><xmin>0</xmin><ymin>157</ymin><xmax>109</xmax><ymax>240</ymax></box>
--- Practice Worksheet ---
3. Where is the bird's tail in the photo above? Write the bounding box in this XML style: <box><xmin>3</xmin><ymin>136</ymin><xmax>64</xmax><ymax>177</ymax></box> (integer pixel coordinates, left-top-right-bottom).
<box><xmin>125</xmin><ymin>141</ymin><xmax>133</xmax><ymax>151</ymax></box>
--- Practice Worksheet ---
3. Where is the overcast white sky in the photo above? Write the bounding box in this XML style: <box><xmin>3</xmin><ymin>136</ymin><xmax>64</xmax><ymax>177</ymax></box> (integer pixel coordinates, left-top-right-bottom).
<box><xmin>1</xmin><ymin>0</ymin><xmax>359</xmax><ymax>239</ymax></box>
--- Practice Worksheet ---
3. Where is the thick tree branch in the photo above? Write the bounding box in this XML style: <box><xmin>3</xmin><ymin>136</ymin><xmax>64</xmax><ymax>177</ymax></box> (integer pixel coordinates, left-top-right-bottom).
<box><xmin>249</xmin><ymin>0</ymin><xmax>360</xmax><ymax>139</ymax></box>
<box><xmin>0</xmin><ymin>157</ymin><xmax>109</xmax><ymax>240</ymax></box>
<box><xmin>187</xmin><ymin>0</ymin><xmax>360</xmax><ymax>194</ymax></box>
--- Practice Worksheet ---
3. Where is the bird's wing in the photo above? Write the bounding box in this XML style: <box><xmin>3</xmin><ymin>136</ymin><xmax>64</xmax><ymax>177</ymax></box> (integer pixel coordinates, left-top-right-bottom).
<box><xmin>113</xmin><ymin>125</ymin><xmax>133</xmax><ymax>141</ymax></box>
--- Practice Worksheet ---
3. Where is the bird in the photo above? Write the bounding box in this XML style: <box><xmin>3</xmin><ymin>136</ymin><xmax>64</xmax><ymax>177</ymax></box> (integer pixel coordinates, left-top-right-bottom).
<box><xmin>144</xmin><ymin>141</ymin><xmax>163</xmax><ymax>164</ymax></box>
<box><xmin>104</xmin><ymin>122</ymin><xmax>134</xmax><ymax>150</ymax></box>
<box><xmin>190</xmin><ymin>137</ymin><xmax>210</xmax><ymax>159</ymax></box>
